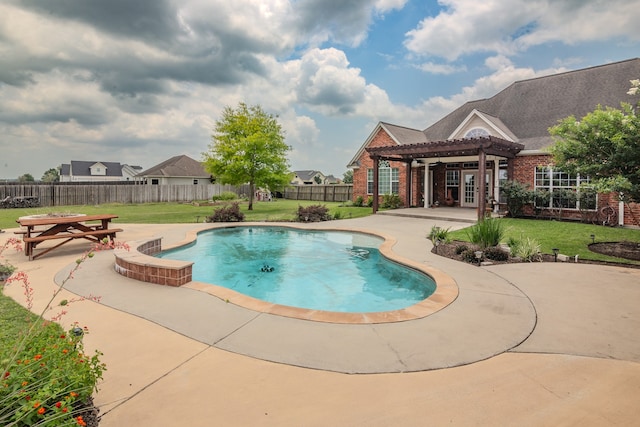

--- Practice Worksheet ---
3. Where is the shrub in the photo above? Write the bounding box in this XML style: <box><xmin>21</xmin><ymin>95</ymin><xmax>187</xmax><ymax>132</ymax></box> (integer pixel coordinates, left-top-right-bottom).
<box><xmin>501</xmin><ymin>180</ymin><xmax>534</xmax><ymax>217</ymax></box>
<box><xmin>508</xmin><ymin>236</ymin><xmax>542</xmax><ymax>262</ymax></box>
<box><xmin>533</xmin><ymin>189</ymin><xmax>551</xmax><ymax>217</ymax></box>
<box><xmin>212</xmin><ymin>191</ymin><xmax>238</xmax><ymax>202</ymax></box>
<box><xmin>578</xmin><ymin>187</ymin><xmax>597</xmax><ymax>211</ymax></box>
<box><xmin>484</xmin><ymin>246</ymin><xmax>510</xmax><ymax>261</ymax></box>
<box><xmin>381</xmin><ymin>194</ymin><xmax>403</xmax><ymax>209</ymax></box>
<box><xmin>333</xmin><ymin>211</ymin><xmax>343</xmax><ymax>220</ymax></box>
<box><xmin>0</xmin><ymin>322</ymin><xmax>105</xmax><ymax>426</ymax></box>
<box><xmin>367</xmin><ymin>196</ymin><xmax>373</xmax><ymax>207</ymax></box>
<box><xmin>428</xmin><ymin>226</ymin><xmax>451</xmax><ymax>243</ymax></box>
<box><xmin>353</xmin><ymin>196</ymin><xmax>364</xmax><ymax>207</ymax></box>
<box><xmin>455</xmin><ymin>244</ymin><xmax>469</xmax><ymax>255</ymax></box>
<box><xmin>466</xmin><ymin>218</ymin><xmax>504</xmax><ymax>248</ymax></box>
<box><xmin>206</xmin><ymin>202</ymin><xmax>245</xmax><ymax>222</ymax></box>
<box><xmin>296</xmin><ymin>204</ymin><xmax>332</xmax><ymax>222</ymax></box>
<box><xmin>461</xmin><ymin>249</ymin><xmax>481</xmax><ymax>264</ymax></box>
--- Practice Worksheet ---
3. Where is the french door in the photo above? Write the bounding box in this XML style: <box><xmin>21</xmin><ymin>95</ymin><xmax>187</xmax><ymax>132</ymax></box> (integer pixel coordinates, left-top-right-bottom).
<box><xmin>461</xmin><ymin>171</ymin><xmax>492</xmax><ymax>208</ymax></box>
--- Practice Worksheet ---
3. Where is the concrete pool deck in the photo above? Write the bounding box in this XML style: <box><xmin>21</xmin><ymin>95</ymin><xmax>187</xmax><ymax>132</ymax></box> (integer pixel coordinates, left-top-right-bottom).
<box><xmin>2</xmin><ymin>214</ymin><xmax>640</xmax><ymax>426</ymax></box>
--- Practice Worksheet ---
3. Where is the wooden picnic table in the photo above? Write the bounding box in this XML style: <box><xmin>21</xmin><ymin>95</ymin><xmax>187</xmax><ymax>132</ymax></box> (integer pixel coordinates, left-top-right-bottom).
<box><xmin>16</xmin><ymin>214</ymin><xmax>122</xmax><ymax>260</ymax></box>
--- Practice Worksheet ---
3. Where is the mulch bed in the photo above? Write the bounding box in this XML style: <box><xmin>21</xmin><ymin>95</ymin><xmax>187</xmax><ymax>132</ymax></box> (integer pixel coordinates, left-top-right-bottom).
<box><xmin>432</xmin><ymin>240</ymin><xmax>640</xmax><ymax>268</ymax></box>
<box><xmin>588</xmin><ymin>241</ymin><xmax>640</xmax><ymax>261</ymax></box>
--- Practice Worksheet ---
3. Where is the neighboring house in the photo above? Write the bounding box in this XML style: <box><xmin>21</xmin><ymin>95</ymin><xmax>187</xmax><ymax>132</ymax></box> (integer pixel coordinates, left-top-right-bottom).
<box><xmin>347</xmin><ymin>58</ymin><xmax>640</xmax><ymax>224</ymax></box>
<box><xmin>137</xmin><ymin>155</ymin><xmax>211</xmax><ymax>185</ymax></box>
<box><xmin>291</xmin><ymin>170</ymin><xmax>327</xmax><ymax>185</ymax></box>
<box><xmin>324</xmin><ymin>175</ymin><xmax>342</xmax><ymax>184</ymax></box>
<box><xmin>59</xmin><ymin>161</ymin><xmax>143</xmax><ymax>182</ymax></box>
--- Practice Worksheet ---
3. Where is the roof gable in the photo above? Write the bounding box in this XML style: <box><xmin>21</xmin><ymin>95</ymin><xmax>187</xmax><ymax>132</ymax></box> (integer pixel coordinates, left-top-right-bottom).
<box><xmin>448</xmin><ymin>109</ymin><xmax>516</xmax><ymax>141</ymax></box>
<box><xmin>347</xmin><ymin>122</ymin><xmax>424</xmax><ymax>168</ymax></box>
<box><xmin>69</xmin><ymin>160</ymin><xmax>123</xmax><ymax>177</ymax></box>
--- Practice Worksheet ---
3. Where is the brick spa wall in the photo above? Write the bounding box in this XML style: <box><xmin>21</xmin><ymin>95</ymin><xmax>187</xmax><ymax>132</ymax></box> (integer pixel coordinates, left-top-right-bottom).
<box><xmin>114</xmin><ymin>238</ymin><xmax>193</xmax><ymax>286</ymax></box>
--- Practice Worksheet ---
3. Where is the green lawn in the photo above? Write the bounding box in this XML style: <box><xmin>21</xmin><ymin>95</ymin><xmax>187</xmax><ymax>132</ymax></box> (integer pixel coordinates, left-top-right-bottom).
<box><xmin>449</xmin><ymin>218</ymin><xmax>640</xmax><ymax>266</ymax></box>
<box><xmin>0</xmin><ymin>199</ymin><xmax>372</xmax><ymax>230</ymax></box>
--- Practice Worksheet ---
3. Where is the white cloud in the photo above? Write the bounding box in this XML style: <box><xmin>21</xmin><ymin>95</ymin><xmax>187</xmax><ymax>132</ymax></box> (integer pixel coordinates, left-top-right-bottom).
<box><xmin>415</xmin><ymin>55</ymin><xmax>568</xmax><ymax>127</ymax></box>
<box><xmin>374</xmin><ymin>0</ymin><xmax>409</xmax><ymax>13</ymax></box>
<box><xmin>417</xmin><ymin>62</ymin><xmax>467</xmax><ymax>75</ymax></box>
<box><xmin>404</xmin><ymin>0</ymin><xmax>640</xmax><ymax>61</ymax></box>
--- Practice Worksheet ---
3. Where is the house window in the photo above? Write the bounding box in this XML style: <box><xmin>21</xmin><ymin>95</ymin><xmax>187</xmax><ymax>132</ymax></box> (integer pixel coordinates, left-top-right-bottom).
<box><xmin>367</xmin><ymin>161</ymin><xmax>399</xmax><ymax>195</ymax></box>
<box><xmin>498</xmin><ymin>168</ymin><xmax>509</xmax><ymax>204</ymax></box>
<box><xmin>445</xmin><ymin>170</ymin><xmax>459</xmax><ymax>202</ymax></box>
<box><xmin>534</xmin><ymin>166</ymin><xmax>594</xmax><ymax>210</ymax></box>
<box><xmin>151</xmin><ymin>179</ymin><xmax>159</xmax><ymax>185</ymax></box>
<box><xmin>464</xmin><ymin>127</ymin><xmax>490</xmax><ymax>138</ymax></box>
<box><xmin>193</xmin><ymin>179</ymin><xmax>199</xmax><ymax>185</ymax></box>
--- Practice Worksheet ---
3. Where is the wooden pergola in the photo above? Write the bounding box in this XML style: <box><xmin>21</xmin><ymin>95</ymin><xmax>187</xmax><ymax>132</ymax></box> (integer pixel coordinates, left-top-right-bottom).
<box><xmin>366</xmin><ymin>136</ymin><xmax>524</xmax><ymax>221</ymax></box>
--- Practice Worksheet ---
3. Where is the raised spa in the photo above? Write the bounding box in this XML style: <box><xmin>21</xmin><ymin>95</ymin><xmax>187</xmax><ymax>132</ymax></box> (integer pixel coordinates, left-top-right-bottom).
<box><xmin>157</xmin><ymin>227</ymin><xmax>436</xmax><ymax>313</ymax></box>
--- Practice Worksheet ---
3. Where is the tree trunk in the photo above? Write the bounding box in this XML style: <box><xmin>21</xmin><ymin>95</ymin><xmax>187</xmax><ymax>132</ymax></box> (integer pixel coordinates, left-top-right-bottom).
<box><xmin>248</xmin><ymin>182</ymin><xmax>255</xmax><ymax>210</ymax></box>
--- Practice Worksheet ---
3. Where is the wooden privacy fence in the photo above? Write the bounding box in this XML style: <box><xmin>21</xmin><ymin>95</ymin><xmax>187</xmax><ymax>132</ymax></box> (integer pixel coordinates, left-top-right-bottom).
<box><xmin>283</xmin><ymin>185</ymin><xmax>352</xmax><ymax>202</ymax></box>
<box><xmin>0</xmin><ymin>183</ymin><xmax>248</xmax><ymax>207</ymax></box>
<box><xmin>0</xmin><ymin>183</ymin><xmax>352</xmax><ymax>206</ymax></box>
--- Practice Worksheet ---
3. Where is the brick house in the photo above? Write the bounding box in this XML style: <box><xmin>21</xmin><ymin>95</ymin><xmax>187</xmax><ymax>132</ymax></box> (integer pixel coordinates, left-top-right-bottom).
<box><xmin>347</xmin><ymin>58</ymin><xmax>640</xmax><ymax>224</ymax></box>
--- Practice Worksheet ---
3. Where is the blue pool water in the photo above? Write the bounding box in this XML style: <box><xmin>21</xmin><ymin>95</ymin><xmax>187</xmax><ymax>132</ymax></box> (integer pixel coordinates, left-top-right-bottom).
<box><xmin>157</xmin><ymin>227</ymin><xmax>436</xmax><ymax>313</ymax></box>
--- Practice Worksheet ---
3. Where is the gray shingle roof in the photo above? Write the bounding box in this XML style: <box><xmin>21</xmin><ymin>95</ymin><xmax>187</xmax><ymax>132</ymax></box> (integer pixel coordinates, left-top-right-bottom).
<box><xmin>137</xmin><ymin>155</ymin><xmax>210</xmax><ymax>178</ymax></box>
<box><xmin>381</xmin><ymin>122</ymin><xmax>428</xmax><ymax>144</ymax></box>
<box><xmin>423</xmin><ymin>58</ymin><xmax>640</xmax><ymax>150</ymax></box>
<box><xmin>66</xmin><ymin>161</ymin><xmax>123</xmax><ymax>177</ymax></box>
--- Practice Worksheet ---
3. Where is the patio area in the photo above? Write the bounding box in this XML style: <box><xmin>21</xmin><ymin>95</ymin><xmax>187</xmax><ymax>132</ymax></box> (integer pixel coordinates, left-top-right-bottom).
<box><xmin>1</xmin><ymin>213</ymin><xmax>639</xmax><ymax>426</ymax></box>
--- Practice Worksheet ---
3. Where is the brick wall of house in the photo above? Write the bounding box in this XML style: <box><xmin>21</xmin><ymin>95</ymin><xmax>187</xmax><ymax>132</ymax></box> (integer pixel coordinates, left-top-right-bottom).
<box><xmin>512</xmin><ymin>154</ymin><xmax>551</xmax><ymax>187</ymax></box>
<box><xmin>352</xmin><ymin>129</ymin><xmax>409</xmax><ymax>205</ymax></box>
<box><xmin>512</xmin><ymin>154</ymin><xmax>640</xmax><ymax>226</ymax></box>
<box><xmin>412</xmin><ymin>166</ymin><xmax>425</xmax><ymax>206</ymax></box>
<box><xmin>623</xmin><ymin>201</ymin><xmax>640</xmax><ymax>227</ymax></box>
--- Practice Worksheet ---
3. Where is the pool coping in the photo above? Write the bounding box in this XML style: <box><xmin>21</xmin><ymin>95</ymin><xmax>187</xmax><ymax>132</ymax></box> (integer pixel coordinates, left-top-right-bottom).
<box><xmin>115</xmin><ymin>222</ymin><xmax>459</xmax><ymax>324</ymax></box>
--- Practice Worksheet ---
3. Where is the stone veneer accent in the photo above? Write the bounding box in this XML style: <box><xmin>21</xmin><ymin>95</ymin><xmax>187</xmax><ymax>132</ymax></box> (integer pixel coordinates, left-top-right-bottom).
<box><xmin>114</xmin><ymin>238</ymin><xmax>193</xmax><ymax>286</ymax></box>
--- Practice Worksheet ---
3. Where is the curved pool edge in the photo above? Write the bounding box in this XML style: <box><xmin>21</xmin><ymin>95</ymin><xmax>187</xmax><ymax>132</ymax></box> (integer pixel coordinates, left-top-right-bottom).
<box><xmin>117</xmin><ymin>222</ymin><xmax>459</xmax><ymax>324</ymax></box>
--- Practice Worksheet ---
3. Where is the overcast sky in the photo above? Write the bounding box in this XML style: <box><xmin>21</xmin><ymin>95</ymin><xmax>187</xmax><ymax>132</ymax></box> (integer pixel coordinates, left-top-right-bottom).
<box><xmin>1</xmin><ymin>0</ymin><xmax>639</xmax><ymax>180</ymax></box>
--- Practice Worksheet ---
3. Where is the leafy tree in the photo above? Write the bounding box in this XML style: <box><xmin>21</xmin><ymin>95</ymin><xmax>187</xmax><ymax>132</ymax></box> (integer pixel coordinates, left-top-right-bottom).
<box><xmin>203</xmin><ymin>103</ymin><xmax>291</xmax><ymax>210</ymax></box>
<box><xmin>342</xmin><ymin>170</ymin><xmax>353</xmax><ymax>184</ymax></box>
<box><xmin>17</xmin><ymin>173</ymin><xmax>34</xmax><ymax>182</ymax></box>
<box><xmin>549</xmin><ymin>102</ymin><xmax>640</xmax><ymax>203</ymax></box>
<box><xmin>41</xmin><ymin>167</ymin><xmax>60</xmax><ymax>182</ymax></box>
<box><xmin>314</xmin><ymin>175</ymin><xmax>322</xmax><ymax>184</ymax></box>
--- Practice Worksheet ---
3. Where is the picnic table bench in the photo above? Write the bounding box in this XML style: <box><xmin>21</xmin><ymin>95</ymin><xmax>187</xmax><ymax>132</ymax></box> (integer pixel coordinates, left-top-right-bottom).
<box><xmin>16</xmin><ymin>214</ymin><xmax>122</xmax><ymax>260</ymax></box>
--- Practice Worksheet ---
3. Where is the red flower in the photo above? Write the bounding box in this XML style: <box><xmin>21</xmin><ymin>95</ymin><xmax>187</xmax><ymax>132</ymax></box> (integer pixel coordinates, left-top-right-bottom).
<box><xmin>3</xmin><ymin>371</ymin><xmax>9</xmax><ymax>378</ymax></box>
<box><xmin>37</xmin><ymin>407</ymin><xmax>45</xmax><ymax>415</ymax></box>
<box><xmin>34</xmin><ymin>354</ymin><xmax>42</xmax><ymax>360</ymax></box>
<box><xmin>62</xmin><ymin>407</ymin><xmax>68</xmax><ymax>413</ymax></box>
<box><xmin>60</xmin><ymin>334</ymin><xmax>66</xmax><ymax>339</ymax></box>
<box><xmin>62</xmin><ymin>349</ymin><xmax>69</xmax><ymax>354</ymax></box>
<box><xmin>33</xmin><ymin>402</ymin><xmax>41</xmax><ymax>408</ymax></box>
<box><xmin>55</xmin><ymin>401</ymin><xmax>62</xmax><ymax>408</ymax></box>
<box><xmin>76</xmin><ymin>416</ymin><xmax>87</xmax><ymax>426</ymax></box>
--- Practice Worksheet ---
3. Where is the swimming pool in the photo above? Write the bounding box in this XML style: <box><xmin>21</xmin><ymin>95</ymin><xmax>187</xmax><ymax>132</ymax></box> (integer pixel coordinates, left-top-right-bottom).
<box><xmin>157</xmin><ymin>226</ymin><xmax>436</xmax><ymax>313</ymax></box>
